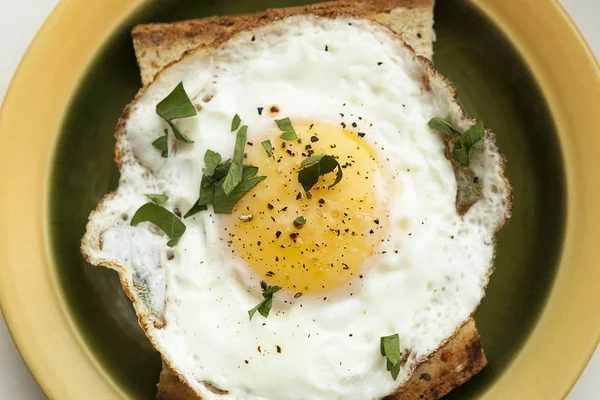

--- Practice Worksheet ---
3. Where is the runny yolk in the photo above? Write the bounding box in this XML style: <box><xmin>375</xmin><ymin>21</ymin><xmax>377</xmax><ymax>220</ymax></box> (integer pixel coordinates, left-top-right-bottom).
<box><xmin>223</xmin><ymin>122</ymin><xmax>388</xmax><ymax>294</ymax></box>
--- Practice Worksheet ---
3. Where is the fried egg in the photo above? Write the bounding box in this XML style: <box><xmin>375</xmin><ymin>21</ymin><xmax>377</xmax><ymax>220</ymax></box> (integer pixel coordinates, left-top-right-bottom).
<box><xmin>82</xmin><ymin>15</ymin><xmax>511</xmax><ymax>400</ymax></box>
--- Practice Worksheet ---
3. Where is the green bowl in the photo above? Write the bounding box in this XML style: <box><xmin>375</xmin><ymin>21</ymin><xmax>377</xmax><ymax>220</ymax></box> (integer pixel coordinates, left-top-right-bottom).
<box><xmin>49</xmin><ymin>1</ymin><xmax>564</xmax><ymax>398</ymax></box>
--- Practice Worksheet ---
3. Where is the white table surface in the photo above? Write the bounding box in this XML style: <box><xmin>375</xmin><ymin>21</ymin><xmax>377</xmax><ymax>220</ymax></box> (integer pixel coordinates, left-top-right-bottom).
<box><xmin>0</xmin><ymin>0</ymin><xmax>598</xmax><ymax>398</ymax></box>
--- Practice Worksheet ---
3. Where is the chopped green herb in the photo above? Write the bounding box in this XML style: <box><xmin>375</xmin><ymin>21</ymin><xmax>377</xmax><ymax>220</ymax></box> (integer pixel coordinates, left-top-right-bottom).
<box><xmin>185</xmin><ymin>157</ymin><xmax>265</xmax><ymax>217</ymax></box>
<box><xmin>131</xmin><ymin>202</ymin><xmax>186</xmax><ymax>247</ymax></box>
<box><xmin>152</xmin><ymin>131</ymin><xmax>168</xmax><ymax>158</ymax></box>
<box><xmin>261</xmin><ymin>140</ymin><xmax>273</xmax><ymax>157</ymax></box>
<box><xmin>460</xmin><ymin>121</ymin><xmax>485</xmax><ymax>150</ymax></box>
<box><xmin>185</xmin><ymin>116</ymin><xmax>266</xmax><ymax>217</ymax></box>
<box><xmin>222</xmin><ymin>125</ymin><xmax>248</xmax><ymax>195</ymax></box>
<box><xmin>241</xmin><ymin>165</ymin><xmax>259</xmax><ymax>178</ymax></box>
<box><xmin>203</xmin><ymin>149</ymin><xmax>221</xmax><ymax>178</ymax></box>
<box><xmin>275</xmin><ymin>117</ymin><xmax>298</xmax><ymax>140</ymax></box>
<box><xmin>297</xmin><ymin>154</ymin><xmax>343</xmax><ymax>192</ymax></box>
<box><xmin>185</xmin><ymin>160</ymin><xmax>230</xmax><ymax>218</ymax></box>
<box><xmin>380</xmin><ymin>334</ymin><xmax>401</xmax><ymax>364</ymax></box>
<box><xmin>213</xmin><ymin>166</ymin><xmax>266</xmax><ymax>214</ymax></box>
<box><xmin>380</xmin><ymin>334</ymin><xmax>401</xmax><ymax>380</ymax></box>
<box><xmin>294</xmin><ymin>216</ymin><xmax>306</xmax><ymax>229</ymax></box>
<box><xmin>156</xmin><ymin>82</ymin><xmax>197</xmax><ymax>144</ymax></box>
<box><xmin>184</xmin><ymin>171</ymin><xmax>220</xmax><ymax>218</ymax></box>
<box><xmin>248</xmin><ymin>285</ymin><xmax>280</xmax><ymax>320</ymax></box>
<box><xmin>452</xmin><ymin>142</ymin><xmax>469</xmax><ymax>166</ymax></box>
<box><xmin>386</xmin><ymin>358</ymin><xmax>401</xmax><ymax>381</ymax></box>
<box><xmin>428</xmin><ymin>117</ymin><xmax>461</xmax><ymax>138</ymax></box>
<box><xmin>145</xmin><ymin>194</ymin><xmax>168</xmax><ymax>206</ymax></box>
<box><xmin>156</xmin><ymin>83</ymin><xmax>197</xmax><ymax>121</ymax></box>
<box><xmin>428</xmin><ymin>118</ymin><xmax>485</xmax><ymax>167</ymax></box>
<box><xmin>184</xmin><ymin>202</ymin><xmax>208</xmax><ymax>218</ymax></box>
<box><xmin>231</xmin><ymin>114</ymin><xmax>242</xmax><ymax>132</ymax></box>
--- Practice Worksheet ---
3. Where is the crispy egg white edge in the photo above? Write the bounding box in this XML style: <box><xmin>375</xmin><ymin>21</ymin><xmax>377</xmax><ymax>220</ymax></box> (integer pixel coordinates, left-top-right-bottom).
<box><xmin>81</xmin><ymin>14</ymin><xmax>511</xmax><ymax>400</ymax></box>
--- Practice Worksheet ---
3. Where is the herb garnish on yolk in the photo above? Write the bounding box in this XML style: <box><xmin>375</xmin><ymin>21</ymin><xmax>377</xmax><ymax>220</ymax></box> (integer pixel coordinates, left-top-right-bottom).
<box><xmin>275</xmin><ymin>117</ymin><xmax>299</xmax><ymax>140</ymax></box>
<box><xmin>223</xmin><ymin>120</ymin><xmax>388</xmax><ymax>294</ymax></box>
<box><xmin>297</xmin><ymin>154</ymin><xmax>343</xmax><ymax>192</ymax></box>
<box><xmin>261</xmin><ymin>140</ymin><xmax>273</xmax><ymax>157</ymax></box>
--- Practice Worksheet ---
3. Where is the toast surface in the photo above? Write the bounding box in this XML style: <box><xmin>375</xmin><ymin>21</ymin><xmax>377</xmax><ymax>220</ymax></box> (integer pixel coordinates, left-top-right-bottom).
<box><xmin>132</xmin><ymin>0</ymin><xmax>435</xmax><ymax>86</ymax></box>
<box><xmin>124</xmin><ymin>2</ymin><xmax>493</xmax><ymax>399</ymax></box>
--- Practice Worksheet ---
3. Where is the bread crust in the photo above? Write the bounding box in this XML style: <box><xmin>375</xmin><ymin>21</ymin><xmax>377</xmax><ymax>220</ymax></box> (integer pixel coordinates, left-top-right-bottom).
<box><xmin>132</xmin><ymin>0</ymin><xmax>435</xmax><ymax>86</ymax></box>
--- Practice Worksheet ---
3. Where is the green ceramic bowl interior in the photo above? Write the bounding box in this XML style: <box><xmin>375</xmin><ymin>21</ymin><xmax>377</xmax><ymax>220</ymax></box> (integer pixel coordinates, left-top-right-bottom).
<box><xmin>49</xmin><ymin>0</ymin><xmax>566</xmax><ymax>398</ymax></box>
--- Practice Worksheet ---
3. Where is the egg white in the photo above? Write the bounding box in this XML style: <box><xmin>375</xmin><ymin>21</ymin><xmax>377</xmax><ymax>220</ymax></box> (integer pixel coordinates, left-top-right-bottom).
<box><xmin>83</xmin><ymin>15</ymin><xmax>510</xmax><ymax>400</ymax></box>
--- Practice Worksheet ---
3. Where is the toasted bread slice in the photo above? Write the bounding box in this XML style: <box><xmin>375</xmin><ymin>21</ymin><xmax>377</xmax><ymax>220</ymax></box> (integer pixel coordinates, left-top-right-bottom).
<box><xmin>132</xmin><ymin>0</ymin><xmax>435</xmax><ymax>86</ymax></box>
<box><xmin>128</xmin><ymin>3</ymin><xmax>491</xmax><ymax>400</ymax></box>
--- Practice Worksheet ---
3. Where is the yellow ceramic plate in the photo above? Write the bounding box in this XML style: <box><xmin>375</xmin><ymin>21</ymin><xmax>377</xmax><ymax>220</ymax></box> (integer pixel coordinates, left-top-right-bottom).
<box><xmin>0</xmin><ymin>0</ymin><xmax>599</xmax><ymax>399</ymax></box>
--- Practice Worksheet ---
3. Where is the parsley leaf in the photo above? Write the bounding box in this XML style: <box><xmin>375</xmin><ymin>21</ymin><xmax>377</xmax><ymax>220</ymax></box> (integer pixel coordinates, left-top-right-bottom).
<box><xmin>184</xmin><ymin>202</ymin><xmax>208</xmax><ymax>218</ymax></box>
<box><xmin>261</xmin><ymin>140</ymin><xmax>273</xmax><ymax>156</ymax></box>
<box><xmin>380</xmin><ymin>334</ymin><xmax>401</xmax><ymax>364</ymax></box>
<box><xmin>184</xmin><ymin>177</ymin><xmax>213</xmax><ymax>218</ymax></box>
<box><xmin>184</xmin><ymin>160</ymin><xmax>230</xmax><ymax>218</ymax></box>
<box><xmin>130</xmin><ymin>202</ymin><xmax>186</xmax><ymax>247</ymax></box>
<box><xmin>297</xmin><ymin>154</ymin><xmax>343</xmax><ymax>192</ymax></box>
<box><xmin>428</xmin><ymin>117</ymin><xmax>461</xmax><ymax>137</ymax></box>
<box><xmin>222</xmin><ymin>125</ymin><xmax>248</xmax><ymax>195</ymax></box>
<box><xmin>213</xmin><ymin>166</ymin><xmax>266</xmax><ymax>214</ymax></box>
<box><xmin>461</xmin><ymin>121</ymin><xmax>485</xmax><ymax>150</ymax></box>
<box><xmin>241</xmin><ymin>165</ymin><xmax>259</xmax><ymax>179</ymax></box>
<box><xmin>428</xmin><ymin>118</ymin><xmax>485</xmax><ymax>167</ymax></box>
<box><xmin>185</xmin><ymin>158</ymin><xmax>265</xmax><ymax>217</ymax></box>
<box><xmin>156</xmin><ymin>82</ymin><xmax>197</xmax><ymax>144</ymax></box>
<box><xmin>276</xmin><ymin>117</ymin><xmax>298</xmax><ymax>140</ymax></box>
<box><xmin>156</xmin><ymin>82</ymin><xmax>197</xmax><ymax>121</ymax></box>
<box><xmin>145</xmin><ymin>194</ymin><xmax>168</xmax><ymax>206</ymax></box>
<box><xmin>248</xmin><ymin>285</ymin><xmax>280</xmax><ymax>320</ymax></box>
<box><xmin>386</xmin><ymin>358</ymin><xmax>401</xmax><ymax>381</ymax></box>
<box><xmin>294</xmin><ymin>216</ymin><xmax>306</xmax><ymax>229</ymax></box>
<box><xmin>185</xmin><ymin>116</ymin><xmax>266</xmax><ymax>217</ymax></box>
<box><xmin>152</xmin><ymin>131</ymin><xmax>169</xmax><ymax>158</ymax></box>
<box><xmin>231</xmin><ymin>114</ymin><xmax>241</xmax><ymax>132</ymax></box>
<box><xmin>203</xmin><ymin>149</ymin><xmax>221</xmax><ymax>178</ymax></box>
<box><xmin>452</xmin><ymin>142</ymin><xmax>469</xmax><ymax>166</ymax></box>
<box><xmin>380</xmin><ymin>334</ymin><xmax>401</xmax><ymax>380</ymax></box>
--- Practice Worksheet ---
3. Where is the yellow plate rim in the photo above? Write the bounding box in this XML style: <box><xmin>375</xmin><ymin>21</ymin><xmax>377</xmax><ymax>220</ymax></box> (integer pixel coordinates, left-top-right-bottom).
<box><xmin>0</xmin><ymin>0</ymin><xmax>598</xmax><ymax>398</ymax></box>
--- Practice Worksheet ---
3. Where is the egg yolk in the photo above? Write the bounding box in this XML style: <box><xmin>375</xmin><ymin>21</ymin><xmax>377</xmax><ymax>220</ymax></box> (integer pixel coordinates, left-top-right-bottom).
<box><xmin>223</xmin><ymin>122</ymin><xmax>388</xmax><ymax>294</ymax></box>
